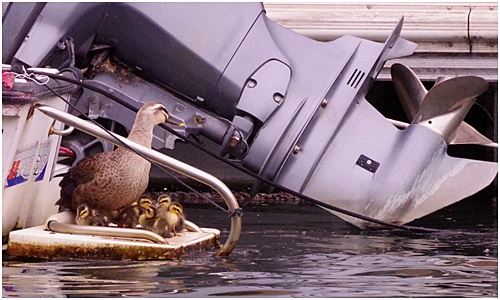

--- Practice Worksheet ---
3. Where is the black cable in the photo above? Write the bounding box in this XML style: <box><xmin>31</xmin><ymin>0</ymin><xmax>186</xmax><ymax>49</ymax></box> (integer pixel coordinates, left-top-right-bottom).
<box><xmin>35</xmin><ymin>70</ymin><xmax>491</xmax><ymax>235</ymax></box>
<box><xmin>473</xmin><ymin>102</ymin><xmax>496</xmax><ymax>125</ymax></box>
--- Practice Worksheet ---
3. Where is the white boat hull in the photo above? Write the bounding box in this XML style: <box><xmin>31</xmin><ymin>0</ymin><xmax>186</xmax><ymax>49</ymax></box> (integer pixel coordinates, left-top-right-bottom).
<box><xmin>2</xmin><ymin>93</ymin><xmax>68</xmax><ymax>236</ymax></box>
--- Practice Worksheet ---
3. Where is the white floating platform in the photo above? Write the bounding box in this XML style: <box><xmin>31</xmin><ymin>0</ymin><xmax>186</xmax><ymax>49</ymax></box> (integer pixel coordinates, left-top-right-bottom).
<box><xmin>7</xmin><ymin>225</ymin><xmax>220</xmax><ymax>260</ymax></box>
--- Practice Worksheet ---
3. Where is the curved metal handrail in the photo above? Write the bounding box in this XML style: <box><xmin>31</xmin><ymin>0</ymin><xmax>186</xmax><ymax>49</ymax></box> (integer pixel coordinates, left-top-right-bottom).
<box><xmin>45</xmin><ymin>211</ymin><xmax>168</xmax><ymax>244</ymax></box>
<box><xmin>49</xmin><ymin>120</ymin><xmax>74</xmax><ymax>136</ymax></box>
<box><xmin>36</xmin><ymin>104</ymin><xmax>242</xmax><ymax>256</ymax></box>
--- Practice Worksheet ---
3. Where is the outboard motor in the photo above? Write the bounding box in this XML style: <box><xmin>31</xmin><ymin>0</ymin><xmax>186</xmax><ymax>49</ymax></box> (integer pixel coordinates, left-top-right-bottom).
<box><xmin>3</xmin><ymin>2</ymin><xmax>496</xmax><ymax>228</ymax></box>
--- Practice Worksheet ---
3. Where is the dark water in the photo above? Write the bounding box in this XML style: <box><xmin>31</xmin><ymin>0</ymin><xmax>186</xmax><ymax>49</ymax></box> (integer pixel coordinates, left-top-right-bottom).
<box><xmin>2</xmin><ymin>193</ymin><xmax>498</xmax><ymax>297</ymax></box>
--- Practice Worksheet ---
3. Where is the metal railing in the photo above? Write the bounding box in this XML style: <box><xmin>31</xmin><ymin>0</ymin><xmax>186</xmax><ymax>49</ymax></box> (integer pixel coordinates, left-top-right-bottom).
<box><xmin>35</xmin><ymin>104</ymin><xmax>242</xmax><ymax>256</ymax></box>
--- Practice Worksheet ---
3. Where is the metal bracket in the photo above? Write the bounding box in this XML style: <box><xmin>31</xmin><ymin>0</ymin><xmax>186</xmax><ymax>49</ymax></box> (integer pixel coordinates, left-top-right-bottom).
<box><xmin>88</xmin><ymin>95</ymin><xmax>100</xmax><ymax>119</ymax></box>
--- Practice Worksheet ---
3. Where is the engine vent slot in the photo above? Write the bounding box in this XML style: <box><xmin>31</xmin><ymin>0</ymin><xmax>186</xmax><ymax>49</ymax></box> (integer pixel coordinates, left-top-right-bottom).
<box><xmin>347</xmin><ymin>69</ymin><xmax>365</xmax><ymax>89</ymax></box>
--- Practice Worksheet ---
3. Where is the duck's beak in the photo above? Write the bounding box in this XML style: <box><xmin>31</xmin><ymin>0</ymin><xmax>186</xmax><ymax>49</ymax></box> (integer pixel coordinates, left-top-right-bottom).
<box><xmin>159</xmin><ymin>105</ymin><xmax>185</xmax><ymax>127</ymax></box>
<box><xmin>166</xmin><ymin>115</ymin><xmax>185</xmax><ymax>127</ymax></box>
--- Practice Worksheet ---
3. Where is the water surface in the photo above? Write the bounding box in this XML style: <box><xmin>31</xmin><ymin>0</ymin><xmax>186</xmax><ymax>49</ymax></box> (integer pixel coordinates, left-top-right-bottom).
<box><xmin>3</xmin><ymin>194</ymin><xmax>497</xmax><ymax>297</ymax></box>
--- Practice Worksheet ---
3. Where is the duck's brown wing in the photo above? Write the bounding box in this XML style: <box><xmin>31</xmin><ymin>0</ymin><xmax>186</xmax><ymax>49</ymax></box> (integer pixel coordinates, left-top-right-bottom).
<box><xmin>55</xmin><ymin>152</ymin><xmax>113</xmax><ymax>209</ymax></box>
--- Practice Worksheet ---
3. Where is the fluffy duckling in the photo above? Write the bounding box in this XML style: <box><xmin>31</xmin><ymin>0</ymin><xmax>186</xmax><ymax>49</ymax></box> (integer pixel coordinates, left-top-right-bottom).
<box><xmin>157</xmin><ymin>193</ymin><xmax>172</xmax><ymax>209</ymax></box>
<box><xmin>114</xmin><ymin>203</ymin><xmax>140</xmax><ymax>228</ymax></box>
<box><xmin>156</xmin><ymin>193</ymin><xmax>178</xmax><ymax>230</ymax></box>
<box><xmin>138</xmin><ymin>195</ymin><xmax>155</xmax><ymax>209</ymax></box>
<box><xmin>114</xmin><ymin>196</ymin><xmax>155</xmax><ymax>228</ymax></box>
<box><xmin>75</xmin><ymin>204</ymin><xmax>112</xmax><ymax>226</ymax></box>
<box><xmin>56</xmin><ymin>102</ymin><xmax>185</xmax><ymax>212</ymax></box>
<box><xmin>161</xmin><ymin>201</ymin><xmax>185</xmax><ymax>237</ymax></box>
<box><xmin>114</xmin><ymin>202</ymin><xmax>141</xmax><ymax>228</ymax></box>
<box><xmin>138</xmin><ymin>205</ymin><xmax>173</xmax><ymax>238</ymax></box>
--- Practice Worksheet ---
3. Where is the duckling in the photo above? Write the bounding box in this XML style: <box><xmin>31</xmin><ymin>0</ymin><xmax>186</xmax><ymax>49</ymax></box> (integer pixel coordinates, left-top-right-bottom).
<box><xmin>162</xmin><ymin>201</ymin><xmax>185</xmax><ymax>237</ymax></box>
<box><xmin>157</xmin><ymin>193</ymin><xmax>172</xmax><ymax>209</ymax></box>
<box><xmin>75</xmin><ymin>204</ymin><xmax>111</xmax><ymax>226</ymax></box>
<box><xmin>114</xmin><ymin>196</ymin><xmax>155</xmax><ymax>228</ymax></box>
<box><xmin>138</xmin><ymin>195</ymin><xmax>155</xmax><ymax>210</ymax></box>
<box><xmin>115</xmin><ymin>202</ymin><xmax>140</xmax><ymax>228</ymax></box>
<box><xmin>56</xmin><ymin>102</ymin><xmax>185</xmax><ymax>212</ymax></box>
<box><xmin>138</xmin><ymin>205</ymin><xmax>173</xmax><ymax>238</ymax></box>
<box><xmin>156</xmin><ymin>193</ymin><xmax>175</xmax><ymax>225</ymax></box>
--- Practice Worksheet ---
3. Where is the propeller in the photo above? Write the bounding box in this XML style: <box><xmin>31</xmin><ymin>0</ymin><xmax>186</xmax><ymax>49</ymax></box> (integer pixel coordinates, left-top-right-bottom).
<box><xmin>390</xmin><ymin>63</ymin><xmax>495</xmax><ymax>146</ymax></box>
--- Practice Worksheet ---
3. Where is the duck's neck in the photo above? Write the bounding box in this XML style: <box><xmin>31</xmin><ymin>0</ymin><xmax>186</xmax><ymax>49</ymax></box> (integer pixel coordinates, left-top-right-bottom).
<box><xmin>123</xmin><ymin>113</ymin><xmax>156</xmax><ymax>149</ymax></box>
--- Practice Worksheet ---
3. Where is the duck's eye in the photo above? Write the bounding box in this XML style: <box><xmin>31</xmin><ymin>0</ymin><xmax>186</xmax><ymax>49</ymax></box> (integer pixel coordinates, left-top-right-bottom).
<box><xmin>80</xmin><ymin>207</ymin><xmax>89</xmax><ymax>218</ymax></box>
<box><xmin>170</xmin><ymin>205</ymin><xmax>182</xmax><ymax>214</ymax></box>
<box><xmin>160</xmin><ymin>106</ymin><xmax>169</xmax><ymax>115</ymax></box>
<box><xmin>159</xmin><ymin>197</ymin><xmax>170</xmax><ymax>206</ymax></box>
<box><xmin>139</xmin><ymin>197</ymin><xmax>153</xmax><ymax>208</ymax></box>
<box><xmin>150</xmin><ymin>103</ymin><xmax>163</xmax><ymax>110</ymax></box>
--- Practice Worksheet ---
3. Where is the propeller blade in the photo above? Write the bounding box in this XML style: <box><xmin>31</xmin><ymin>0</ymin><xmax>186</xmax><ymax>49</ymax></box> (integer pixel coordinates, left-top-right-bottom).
<box><xmin>419</xmin><ymin>76</ymin><xmax>488</xmax><ymax>120</ymax></box>
<box><xmin>450</xmin><ymin>121</ymin><xmax>496</xmax><ymax>147</ymax></box>
<box><xmin>391</xmin><ymin>63</ymin><xmax>427</xmax><ymax>121</ymax></box>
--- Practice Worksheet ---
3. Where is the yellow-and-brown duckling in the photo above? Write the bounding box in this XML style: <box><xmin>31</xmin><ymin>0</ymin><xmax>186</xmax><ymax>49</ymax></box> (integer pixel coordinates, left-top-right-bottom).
<box><xmin>156</xmin><ymin>194</ymin><xmax>185</xmax><ymax>236</ymax></box>
<box><xmin>56</xmin><ymin>102</ymin><xmax>184</xmax><ymax>213</ymax></box>
<box><xmin>138</xmin><ymin>202</ymin><xmax>173</xmax><ymax>238</ymax></box>
<box><xmin>75</xmin><ymin>204</ymin><xmax>112</xmax><ymax>226</ymax></box>
<box><xmin>114</xmin><ymin>196</ymin><xmax>154</xmax><ymax>228</ymax></box>
<box><xmin>157</xmin><ymin>193</ymin><xmax>172</xmax><ymax>208</ymax></box>
<box><xmin>157</xmin><ymin>200</ymin><xmax>185</xmax><ymax>237</ymax></box>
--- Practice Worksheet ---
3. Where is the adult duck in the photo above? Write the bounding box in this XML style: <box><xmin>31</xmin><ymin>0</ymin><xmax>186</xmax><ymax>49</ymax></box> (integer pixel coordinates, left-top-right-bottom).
<box><xmin>56</xmin><ymin>102</ymin><xmax>183</xmax><ymax>212</ymax></box>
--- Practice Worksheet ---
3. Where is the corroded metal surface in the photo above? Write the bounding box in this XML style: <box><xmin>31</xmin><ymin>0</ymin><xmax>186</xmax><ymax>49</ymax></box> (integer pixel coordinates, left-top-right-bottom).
<box><xmin>7</xmin><ymin>226</ymin><xmax>220</xmax><ymax>261</ymax></box>
<box><xmin>8</xmin><ymin>240</ymin><xmax>177</xmax><ymax>261</ymax></box>
<box><xmin>7</xmin><ymin>238</ymin><xmax>219</xmax><ymax>260</ymax></box>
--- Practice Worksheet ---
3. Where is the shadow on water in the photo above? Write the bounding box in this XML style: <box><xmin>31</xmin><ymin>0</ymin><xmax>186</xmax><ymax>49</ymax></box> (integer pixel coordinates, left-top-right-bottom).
<box><xmin>2</xmin><ymin>189</ymin><xmax>497</xmax><ymax>297</ymax></box>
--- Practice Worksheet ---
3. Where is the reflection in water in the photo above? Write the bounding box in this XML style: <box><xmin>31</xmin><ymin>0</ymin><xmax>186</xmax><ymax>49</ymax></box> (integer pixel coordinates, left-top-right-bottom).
<box><xmin>3</xmin><ymin>195</ymin><xmax>498</xmax><ymax>297</ymax></box>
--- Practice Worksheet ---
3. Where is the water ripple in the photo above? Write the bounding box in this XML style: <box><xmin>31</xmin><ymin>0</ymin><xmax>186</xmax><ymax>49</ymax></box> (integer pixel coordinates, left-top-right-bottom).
<box><xmin>3</xmin><ymin>202</ymin><xmax>497</xmax><ymax>297</ymax></box>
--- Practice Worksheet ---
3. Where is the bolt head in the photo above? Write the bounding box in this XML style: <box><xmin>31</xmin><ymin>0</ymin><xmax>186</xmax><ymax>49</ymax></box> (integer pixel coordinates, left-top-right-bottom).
<box><xmin>292</xmin><ymin>145</ymin><xmax>301</xmax><ymax>154</ymax></box>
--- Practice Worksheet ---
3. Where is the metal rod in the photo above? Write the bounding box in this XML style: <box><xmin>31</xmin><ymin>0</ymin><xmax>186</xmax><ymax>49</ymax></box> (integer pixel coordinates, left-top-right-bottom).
<box><xmin>35</xmin><ymin>104</ymin><xmax>242</xmax><ymax>256</ymax></box>
<box><xmin>49</xmin><ymin>126</ymin><xmax>74</xmax><ymax>136</ymax></box>
<box><xmin>47</xmin><ymin>220</ymin><xmax>169</xmax><ymax>244</ymax></box>
<box><xmin>49</xmin><ymin>121</ymin><xmax>74</xmax><ymax>136</ymax></box>
<box><xmin>184</xmin><ymin>220</ymin><xmax>204</xmax><ymax>233</ymax></box>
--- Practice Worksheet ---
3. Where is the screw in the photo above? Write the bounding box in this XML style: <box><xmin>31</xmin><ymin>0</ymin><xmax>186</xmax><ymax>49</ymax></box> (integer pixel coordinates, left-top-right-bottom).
<box><xmin>230</xmin><ymin>133</ymin><xmax>241</xmax><ymax>147</ymax></box>
<box><xmin>292</xmin><ymin>145</ymin><xmax>301</xmax><ymax>155</ymax></box>
<box><xmin>89</xmin><ymin>95</ymin><xmax>99</xmax><ymax>104</ymax></box>
<box><xmin>247</xmin><ymin>79</ymin><xmax>257</xmax><ymax>88</ymax></box>
<box><xmin>273</xmin><ymin>93</ymin><xmax>284</xmax><ymax>103</ymax></box>
<box><xmin>321</xmin><ymin>98</ymin><xmax>329</xmax><ymax>108</ymax></box>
